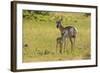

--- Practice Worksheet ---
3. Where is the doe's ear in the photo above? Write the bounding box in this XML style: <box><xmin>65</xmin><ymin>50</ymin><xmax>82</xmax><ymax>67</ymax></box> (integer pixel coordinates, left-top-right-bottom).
<box><xmin>60</xmin><ymin>16</ymin><xmax>63</xmax><ymax>21</ymax></box>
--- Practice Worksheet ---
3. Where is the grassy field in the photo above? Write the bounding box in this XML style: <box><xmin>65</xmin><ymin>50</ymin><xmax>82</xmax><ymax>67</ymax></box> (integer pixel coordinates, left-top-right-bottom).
<box><xmin>22</xmin><ymin>11</ymin><xmax>91</xmax><ymax>62</ymax></box>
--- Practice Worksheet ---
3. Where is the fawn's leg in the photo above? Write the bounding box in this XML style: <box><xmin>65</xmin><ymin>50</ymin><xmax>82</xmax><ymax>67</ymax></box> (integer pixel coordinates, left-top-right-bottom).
<box><xmin>56</xmin><ymin>42</ymin><xmax>58</xmax><ymax>53</ymax></box>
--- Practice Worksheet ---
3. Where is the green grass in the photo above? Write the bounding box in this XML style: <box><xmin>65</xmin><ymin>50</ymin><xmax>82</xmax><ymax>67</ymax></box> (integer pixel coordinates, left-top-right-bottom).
<box><xmin>22</xmin><ymin>11</ymin><xmax>91</xmax><ymax>62</ymax></box>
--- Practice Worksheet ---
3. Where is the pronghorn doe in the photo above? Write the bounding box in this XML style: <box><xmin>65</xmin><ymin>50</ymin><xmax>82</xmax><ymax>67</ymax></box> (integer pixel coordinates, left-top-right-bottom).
<box><xmin>56</xmin><ymin>18</ymin><xmax>77</xmax><ymax>52</ymax></box>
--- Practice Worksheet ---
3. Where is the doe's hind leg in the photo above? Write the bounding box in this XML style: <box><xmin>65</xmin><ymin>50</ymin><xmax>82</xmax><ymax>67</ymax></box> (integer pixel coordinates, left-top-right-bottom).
<box><xmin>59</xmin><ymin>43</ymin><xmax>63</xmax><ymax>54</ymax></box>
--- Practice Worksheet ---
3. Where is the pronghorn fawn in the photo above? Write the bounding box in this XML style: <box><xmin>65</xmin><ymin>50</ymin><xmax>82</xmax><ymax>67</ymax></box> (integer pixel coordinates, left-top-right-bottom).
<box><xmin>56</xmin><ymin>36</ymin><xmax>65</xmax><ymax>54</ymax></box>
<box><xmin>56</xmin><ymin>18</ymin><xmax>77</xmax><ymax>53</ymax></box>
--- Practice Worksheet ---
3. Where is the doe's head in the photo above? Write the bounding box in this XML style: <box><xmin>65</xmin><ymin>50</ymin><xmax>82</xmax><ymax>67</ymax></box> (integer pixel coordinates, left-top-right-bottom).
<box><xmin>56</xmin><ymin>17</ymin><xmax>63</xmax><ymax>28</ymax></box>
<box><xmin>56</xmin><ymin>20</ymin><xmax>61</xmax><ymax>28</ymax></box>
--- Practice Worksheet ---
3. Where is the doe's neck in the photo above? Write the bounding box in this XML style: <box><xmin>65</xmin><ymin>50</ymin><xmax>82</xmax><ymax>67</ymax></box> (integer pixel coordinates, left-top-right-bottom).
<box><xmin>59</xmin><ymin>25</ymin><xmax>64</xmax><ymax>33</ymax></box>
